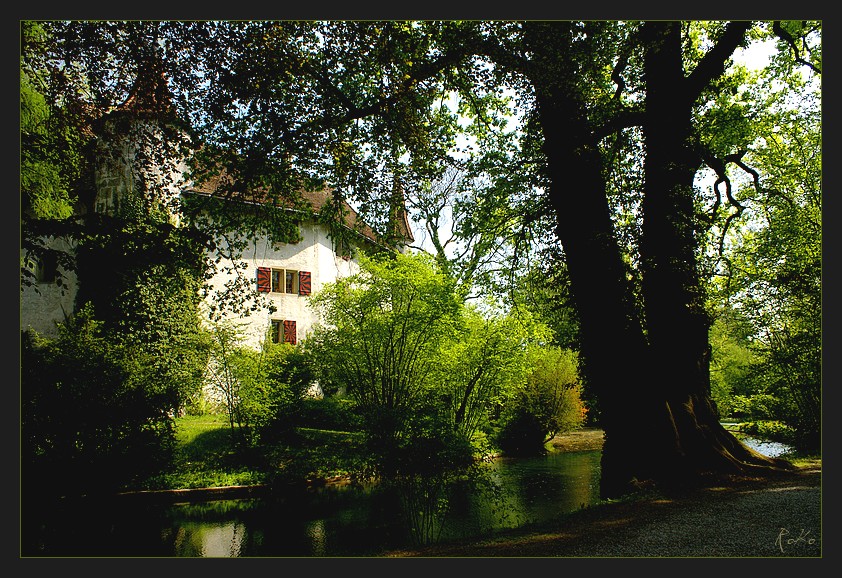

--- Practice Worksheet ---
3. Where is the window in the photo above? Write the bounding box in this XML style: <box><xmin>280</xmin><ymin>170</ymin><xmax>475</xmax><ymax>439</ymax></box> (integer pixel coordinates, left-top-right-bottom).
<box><xmin>270</xmin><ymin>319</ymin><xmax>297</xmax><ymax>345</ymax></box>
<box><xmin>257</xmin><ymin>268</ymin><xmax>311</xmax><ymax>296</ymax></box>
<box><xmin>334</xmin><ymin>237</ymin><xmax>352</xmax><ymax>261</ymax></box>
<box><xmin>35</xmin><ymin>252</ymin><xmax>59</xmax><ymax>284</ymax></box>
<box><xmin>270</xmin><ymin>269</ymin><xmax>293</xmax><ymax>293</ymax></box>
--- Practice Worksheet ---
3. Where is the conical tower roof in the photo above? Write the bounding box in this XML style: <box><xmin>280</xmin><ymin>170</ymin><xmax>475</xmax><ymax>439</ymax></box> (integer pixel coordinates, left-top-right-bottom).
<box><xmin>388</xmin><ymin>177</ymin><xmax>415</xmax><ymax>245</ymax></box>
<box><xmin>115</xmin><ymin>46</ymin><xmax>174</xmax><ymax>116</ymax></box>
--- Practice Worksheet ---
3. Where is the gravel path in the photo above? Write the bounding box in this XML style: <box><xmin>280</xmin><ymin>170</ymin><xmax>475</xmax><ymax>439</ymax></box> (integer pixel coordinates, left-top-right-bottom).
<box><xmin>556</xmin><ymin>472</ymin><xmax>821</xmax><ymax>557</ymax></box>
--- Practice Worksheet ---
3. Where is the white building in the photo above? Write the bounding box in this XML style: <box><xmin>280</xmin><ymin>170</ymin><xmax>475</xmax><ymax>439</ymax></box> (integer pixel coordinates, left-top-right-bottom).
<box><xmin>190</xmin><ymin>186</ymin><xmax>412</xmax><ymax>350</ymax></box>
<box><xmin>20</xmin><ymin>56</ymin><xmax>413</xmax><ymax>350</ymax></box>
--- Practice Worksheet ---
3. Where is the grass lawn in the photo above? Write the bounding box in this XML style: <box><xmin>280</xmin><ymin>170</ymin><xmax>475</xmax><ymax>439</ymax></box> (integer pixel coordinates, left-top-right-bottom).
<box><xmin>137</xmin><ymin>414</ymin><xmax>368</xmax><ymax>492</ymax></box>
<box><xmin>137</xmin><ymin>414</ymin><xmax>266</xmax><ymax>490</ymax></box>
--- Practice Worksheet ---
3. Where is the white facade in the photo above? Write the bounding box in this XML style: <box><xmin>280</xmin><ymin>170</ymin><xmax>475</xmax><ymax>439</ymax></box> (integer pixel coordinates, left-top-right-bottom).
<box><xmin>20</xmin><ymin>201</ymin><xmax>372</xmax><ymax>348</ymax></box>
<box><xmin>202</xmin><ymin>217</ymin><xmax>365</xmax><ymax>350</ymax></box>
<box><xmin>20</xmin><ymin>64</ymin><xmax>405</xmax><ymax>348</ymax></box>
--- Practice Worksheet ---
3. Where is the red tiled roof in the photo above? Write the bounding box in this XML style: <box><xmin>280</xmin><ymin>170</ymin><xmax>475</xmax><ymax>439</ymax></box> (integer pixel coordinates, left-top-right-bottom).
<box><xmin>115</xmin><ymin>51</ymin><xmax>174</xmax><ymax>116</ymax></box>
<box><xmin>185</xmin><ymin>174</ymin><xmax>413</xmax><ymax>248</ymax></box>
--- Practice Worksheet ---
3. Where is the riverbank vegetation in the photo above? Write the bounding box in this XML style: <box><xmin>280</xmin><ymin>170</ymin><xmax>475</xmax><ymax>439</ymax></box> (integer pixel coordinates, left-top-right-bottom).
<box><xmin>24</xmin><ymin>250</ymin><xmax>592</xmax><ymax>498</ymax></box>
<box><xmin>141</xmin><ymin>412</ymin><xmax>818</xmax><ymax>494</ymax></box>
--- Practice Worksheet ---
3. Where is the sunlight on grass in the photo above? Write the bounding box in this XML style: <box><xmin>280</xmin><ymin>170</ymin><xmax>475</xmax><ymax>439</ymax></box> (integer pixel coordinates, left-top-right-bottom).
<box><xmin>133</xmin><ymin>413</ymin><xmax>370</xmax><ymax>492</ymax></box>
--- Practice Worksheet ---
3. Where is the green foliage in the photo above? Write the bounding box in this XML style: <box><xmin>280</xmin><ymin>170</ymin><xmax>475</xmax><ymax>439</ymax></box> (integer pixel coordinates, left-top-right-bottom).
<box><xmin>308</xmin><ymin>251</ymin><xmax>538</xmax><ymax>477</ymax></box>
<box><xmin>205</xmin><ymin>323</ymin><xmax>306</xmax><ymax>446</ymax></box>
<box><xmin>514</xmin><ymin>255</ymin><xmax>582</xmax><ymax>355</ymax></box>
<box><xmin>21</xmin><ymin>207</ymin><xmax>216</xmax><ymax>499</ymax></box>
<box><xmin>708</xmin><ymin>312</ymin><xmax>762</xmax><ymax>417</ymax></box>
<box><xmin>708</xmin><ymin>58</ymin><xmax>821</xmax><ymax>452</ymax></box>
<box><xmin>495</xmin><ymin>346</ymin><xmax>587</xmax><ymax>456</ymax></box>
<box><xmin>731</xmin><ymin>394</ymin><xmax>786</xmax><ymax>421</ymax></box>
<box><xmin>20</xmin><ymin>22</ymin><xmax>85</xmax><ymax>222</ymax></box>
<box><xmin>298</xmin><ymin>397</ymin><xmax>363</xmax><ymax>432</ymax></box>
<box><xmin>74</xmin><ymin>217</ymin><xmax>212</xmax><ymax>414</ymax></box>
<box><xmin>20</xmin><ymin>21</ymin><xmax>93</xmax><ymax>294</ymax></box>
<box><xmin>22</xmin><ymin>20</ymin><xmax>821</xmax><ymax>491</ymax></box>
<box><xmin>306</xmin><ymin>251</ymin><xmax>461</xmax><ymax>419</ymax></box>
<box><xmin>433</xmin><ymin>304</ymin><xmax>543</xmax><ymax>440</ymax></box>
<box><xmin>21</xmin><ymin>306</ymin><xmax>178</xmax><ymax>497</ymax></box>
<box><xmin>306</xmin><ymin>250</ymin><xmax>576</xmax><ymax>475</ymax></box>
<box><xmin>737</xmin><ymin>419</ymin><xmax>797</xmax><ymax>446</ymax></box>
<box><xmin>255</xmin><ymin>341</ymin><xmax>313</xmax><ymax>441</ymax></box>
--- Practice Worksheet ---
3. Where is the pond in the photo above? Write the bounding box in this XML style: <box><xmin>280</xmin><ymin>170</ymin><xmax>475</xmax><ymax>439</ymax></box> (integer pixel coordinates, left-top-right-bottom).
<box><xmin>22</xmin><ymin>434</ymin><xmax>792</xmax><ymax>557</ymax></box>
<box><xmin>739</xmin><ymin>436</ymin><xmax>793</xmax><ymax>459</ymax></box>
<box><xmin>23</xmin><ymin>450</ymin><xmax>602</xmax><ymax>557</ymax></box>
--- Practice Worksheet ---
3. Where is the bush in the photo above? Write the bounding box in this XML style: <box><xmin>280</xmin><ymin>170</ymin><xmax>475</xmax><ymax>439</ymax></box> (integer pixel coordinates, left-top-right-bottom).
<box><xmin>298</xmin><ymin>396</ymin><xmax>363</xmax><ymax>431</ymax></box>
<box><xmin>738</xmin><ymin>420</ymin><xmax>798</xmax><ymax>445</ymax></box>
<box><xmin>495</xmin><ymin>410</ymin><xmax>548</xmax><ymax>456</ymax></box>
<box><xmin>730</xmin><ymin>393</ymin><xmax>787</xmax><ymax>421</ymax></box>
<box><xmin>494</xmin><ymin>347</ymin><xmax>587</xmax><ymax>456</ymax></box>
<box><xmin>21</xmin><ymin>308</ymin><xmax>178</xmax><ymax>498</ymax></box>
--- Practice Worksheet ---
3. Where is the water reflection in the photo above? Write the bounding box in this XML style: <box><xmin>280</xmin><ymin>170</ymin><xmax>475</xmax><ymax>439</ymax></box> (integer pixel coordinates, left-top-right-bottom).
<box><xmin>23</xmin><ymin>449</ymin><xmax>603</xmax><ymax>557</ymax></box>
<box><xmin>390</xmin><ymin>473</ymin><xmax>453</xmax><ymax>547</ymax></box>
<box><xmin>741</xmin><ymin>436</ymin><xmax>794</xmax><ymax>458</ymax></box>
<box><xmin>306</xmin><ymin>519</ymin><xmax>327</xmax><ymax>557</ymax></box>
<box><xmin>173</xmin><ymin>521</ymin><xmax>246</xmax><ymax>557</ymax></box>
<box><xmin>152</xmin><ymin>438</ymin><xmax>786</xmax><ymax>557</ymax></box>
<box><xmin>24</xmin><ymin>439</ymin><xmax>798</xmax><ymax>557</ymax></box>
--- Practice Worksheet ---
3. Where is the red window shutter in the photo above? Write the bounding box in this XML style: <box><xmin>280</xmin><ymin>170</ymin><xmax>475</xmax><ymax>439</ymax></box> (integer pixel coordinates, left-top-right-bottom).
<box><xmin>283</xmin><ymin>320</ymin><xmax>297</xmax><ymax>345</ymax></box>
<box><xmin>298</xmin><ymin>271</ymin><xmax>311</xmax><ymax>296</ymax></box>
<box><xmin>257</xmin><ymin>267</ymin><xmax>271</xmax><ymax>293</ymax></box>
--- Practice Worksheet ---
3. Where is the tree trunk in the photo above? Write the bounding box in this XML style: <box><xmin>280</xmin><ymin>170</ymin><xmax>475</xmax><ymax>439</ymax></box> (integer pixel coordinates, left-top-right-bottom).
<box><xmin>624</xmin><ymin>21</ymin><xmax>790</xmax><ymax>496</ymax></box>
<box><xmin>531</xmin><ymin>21</ymin><xmax>793</xmax><ymax>499</ymax></box>
<box><xmin>524</xmin><ymin>27</ymin><xmax>649</xmax><ymax>499</ymax></box>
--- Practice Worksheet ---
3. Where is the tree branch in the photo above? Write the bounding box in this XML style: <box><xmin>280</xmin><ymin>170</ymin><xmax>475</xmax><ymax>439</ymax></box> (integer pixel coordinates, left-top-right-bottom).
<box><xmin>685</xmin><ymin>21</ymin><xmax>753</xmax><ymax>105</ymax></box>
<box><xmin>773</xmin><ymin>21</ymin><xmax>822</xmax><ymax>75</ymax></box>
<box><xmin>593</xmin><ymin>108</ymin><xmax>645</xmax><ymax>142</ymax></box>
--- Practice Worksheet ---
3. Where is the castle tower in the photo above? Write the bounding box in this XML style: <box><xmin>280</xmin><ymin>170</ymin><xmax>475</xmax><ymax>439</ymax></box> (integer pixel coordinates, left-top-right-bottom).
<box><xmin>93</xmin><ymin>46</ymin><xmax>191</xmax><ymax>225</ymax></box>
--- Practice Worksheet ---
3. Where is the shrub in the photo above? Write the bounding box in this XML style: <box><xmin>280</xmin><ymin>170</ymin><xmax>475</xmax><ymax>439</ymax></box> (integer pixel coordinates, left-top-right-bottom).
<box><xmin>205</xmin><ymin>327</ymin><xmax>311</xmax><ymax>446</ymax></box>
<box><xmin>298</xmin><ymin>396</ymin><xmax>363</xmax><ymax>431</ymax></box>
<box><xmin>495</xmin><ymin>347</ymin><xmax>587</xmax><ymax>456</ymax></box>
<box><xmin>21</xmin><ymin>307</ymin><xmax>178</xmax><ymax>498</ymax></box>
<box><xmin>738</xmin><ymin>420</ymin><xmax>798</xmax><ymax>445</ymax></box>
<box><xmin>495</xmin><ymin>410</ymin><xmax>548</xmax><ymax>456</ymax></box>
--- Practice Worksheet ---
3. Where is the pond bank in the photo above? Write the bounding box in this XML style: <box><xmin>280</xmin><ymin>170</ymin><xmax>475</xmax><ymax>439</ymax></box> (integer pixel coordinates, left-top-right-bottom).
<box><xmin>381</xmin><ymin>432</ymin><xmax>821</xmax><ymax>558</ymax></box>
<box><xmin>548</xmin><ymin>427</ymin><xmax>605</xmax><ymax>453</ymax></box>
<box><xmin>111</xmin><ymin>428</ymin><xmax>607</xmax><ymax>503</ymax></box>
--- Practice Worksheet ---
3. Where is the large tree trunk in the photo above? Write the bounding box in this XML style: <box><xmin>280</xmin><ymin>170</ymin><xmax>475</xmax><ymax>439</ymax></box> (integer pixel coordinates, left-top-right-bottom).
<box><xmin>524</xmin><ymin>22</ymin><xmax>651</xmax><ymax>499</ymax></box>
<box><xmin>530</xmin><ymin>21</ymin><xmax>793</xmax><ymax>499</ymax></box>
<box><xmin>618</xmin><ymin>21</ymin><xmax>790</xmax><ymax>496</ymax></box>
